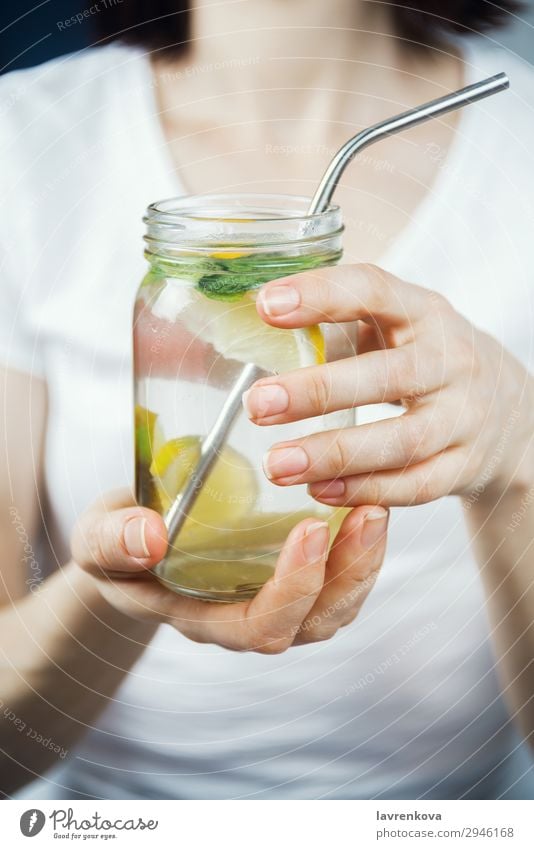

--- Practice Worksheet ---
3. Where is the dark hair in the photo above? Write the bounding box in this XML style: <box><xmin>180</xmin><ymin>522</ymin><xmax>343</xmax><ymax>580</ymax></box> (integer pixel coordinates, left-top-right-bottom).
<box><xmin>93</xmin><ymin>1</ymin><xmax>519</xmax><ymax>56</ymax></box>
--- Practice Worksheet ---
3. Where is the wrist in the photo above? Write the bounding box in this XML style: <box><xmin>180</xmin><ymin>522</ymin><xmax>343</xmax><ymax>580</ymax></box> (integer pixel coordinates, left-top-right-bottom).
<box><xmin>461</xmin><ymin>366</ymin><xmax>534</xmax><ymax>510</ymax></box>
<box><xmin>498</xmin><ymin>384</ymin><xmax>534</xmax><ymax>493</ymax></box>
<box><xmin>66</xmin><ymin>561</ymin><xmax>158</xmax><ymax>641</ymax></box>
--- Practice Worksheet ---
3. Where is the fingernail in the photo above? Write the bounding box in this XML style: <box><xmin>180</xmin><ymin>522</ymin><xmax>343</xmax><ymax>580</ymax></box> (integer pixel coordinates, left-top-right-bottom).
<box><xmin>303</xmin><ymin>521</ymin><xmax>330</xmax><ymax>561</ymax></box>
<box><xmin>263</xmin><ymin>445</ymin><xmax>309</xmax><ymax>480</ymax></box>
<box><xmin>258</xmin><ymin>285</ymin><xmax>300</xmax><ymax>316</ymax></box>
<box><xmin>124</xmin><ymin>517</ymin><xmax>150</xmax><ymax>558</ymax></box>
<box><xmin>243</xmin><ymin>383</ymin><xmax>289</xmax><ymax>419</ymax></box>
<box><xmin>361</xmin><ymin>508</ymin><xmax>388</xmax><ymax>549</ymax></box>
<box><xmin>312</xmin><ymin>479</ymin><xmax>345</xmax><ymax>500</ymax></box>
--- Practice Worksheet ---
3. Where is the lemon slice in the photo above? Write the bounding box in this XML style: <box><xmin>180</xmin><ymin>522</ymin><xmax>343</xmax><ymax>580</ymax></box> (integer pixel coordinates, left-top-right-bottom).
<box><xmin>179</xmin><ymin>289</ymin><xmax>325</xmax><ymax>374</ymax></box>
<box><xmin>209</xmin><ymin>250</ymin><xmax>249</xmax><ymax>259</ymax></box>
<box><xmin>149</xmin><ymin>435</ymin><xmax>258</xmax><ymax>529</ymax></box>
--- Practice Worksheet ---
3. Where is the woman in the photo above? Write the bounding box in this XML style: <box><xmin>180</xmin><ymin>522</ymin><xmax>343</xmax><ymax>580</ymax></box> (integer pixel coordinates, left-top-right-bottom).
<box><xmin>1</xmin><ymin>0</ymin><xmax>533</xmax><ymax>799</ymax></box>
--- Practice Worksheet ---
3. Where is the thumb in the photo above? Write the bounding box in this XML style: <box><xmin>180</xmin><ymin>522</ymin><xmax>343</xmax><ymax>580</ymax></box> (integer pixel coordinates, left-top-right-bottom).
<box><xmin>71</xmin><ymin>490</ymin><xmax>168</xmax><ymax>574</ymax></box>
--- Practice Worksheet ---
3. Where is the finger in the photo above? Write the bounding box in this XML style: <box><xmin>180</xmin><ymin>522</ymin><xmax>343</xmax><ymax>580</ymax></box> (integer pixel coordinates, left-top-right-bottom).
<box><xmin>357</xmin><ymin>320</ymin><xmax>387</xmax><ymax>355</ymax></box>
<box><xmin>164</xmin><ymin>518</ymin><xmax>329</xmax><ymax>653</ymax></box>
<box><xmin>293</xmin><ymin>506</ymin><xmax>388</xmax><ymax>645</ymax></box>
<box><xmin>87</xmin><ymin>487</ymin><xmax>136</xmax><ymax>511</ymax></box>
<box><xmin>262</xmin><ymin>405</ymin><xmax>463</xmax><ymax>486</ymax></box>
<box><xmin>256</xmin><ymin>263</ymin><xmax>436</xmax><ymax>329</ymax></box>
<box><xmin>242</xmin><ymin>345</ymin><xmax>442</xmax><ymax>424</ymax></box>
<box><xmin>72</xmin><ymin>494</ymin><xmax>168</xmax><ymax>574</ymax></box>
<box><xmin>309</xmin><ymin>448</ymin><xmax>464</xmax><ymax>507</ymax></box>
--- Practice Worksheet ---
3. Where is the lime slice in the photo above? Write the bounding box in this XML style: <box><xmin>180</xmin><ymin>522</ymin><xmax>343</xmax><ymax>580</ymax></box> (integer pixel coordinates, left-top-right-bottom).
<box><xmin>135</xmin><ymin>405</ymin><xmax>165</xmax><ymax>464</ymax></box>
<box><xmin>179</xmin><ymin>289</ymin><xmax>325</xmax><ymax>374</ymax></box>
<box><xmin>149</xmin><ymin>435</ymin><xmax>258</xmax><ymax>529</ymax></box>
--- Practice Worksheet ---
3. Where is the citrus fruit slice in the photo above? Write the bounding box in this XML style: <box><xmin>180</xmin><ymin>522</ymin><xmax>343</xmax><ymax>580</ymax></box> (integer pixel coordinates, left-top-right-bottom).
<box><xmin>179</xmin><ymin>289</ymin><xmax>325</xmax><ymax>374</ymax></box>
<box><xmin>149</xmin><ymin>435</ymin><xmax>258</xmax><ymax>529</ymax></box>
<box><xmin>135</xmin><ymin>405</ymin><xmax>165</xmax><ymax>464</ymax></box>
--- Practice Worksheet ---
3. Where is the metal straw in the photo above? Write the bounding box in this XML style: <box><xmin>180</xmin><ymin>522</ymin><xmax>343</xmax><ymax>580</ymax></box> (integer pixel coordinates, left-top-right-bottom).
<box><xmin>165</xmin><ymin>71</ymin><xmax>509</xmax><ymax>550</ymax></box>
<box><xmin>308</xmin><ymin>72</ymin><xmax>509</xmax><ymax>214</ymax></box>
<box><xmin>164</xmin><ymin>362</ymin><xmax>262</xmax><ymax>543</ymax></box>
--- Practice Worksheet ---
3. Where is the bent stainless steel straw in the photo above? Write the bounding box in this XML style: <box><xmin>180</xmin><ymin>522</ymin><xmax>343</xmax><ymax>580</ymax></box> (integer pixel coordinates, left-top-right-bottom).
<box><xmin>308</xmin><ymin>72</ymin><xmax>509</xmax><ymax>214</ymax></box>
<box><xmin>165</xmin><ymin>71</ymin><xmax>510</xmax><ymax>550</ymax></box>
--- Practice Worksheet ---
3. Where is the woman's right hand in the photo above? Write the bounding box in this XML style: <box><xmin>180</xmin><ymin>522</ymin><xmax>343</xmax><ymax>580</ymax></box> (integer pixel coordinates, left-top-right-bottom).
<box><xmin>72</xmin><ymin>488</ymin><xmax>388</xmax><ymax>654</ymax></box>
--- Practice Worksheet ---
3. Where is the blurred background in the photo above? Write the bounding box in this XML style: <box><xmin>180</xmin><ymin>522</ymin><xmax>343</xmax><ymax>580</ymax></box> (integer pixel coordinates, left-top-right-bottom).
<box><xmin>0</xmin><ymin>0</ymin><xmax>533</xmax><ymax>74</ymax></box>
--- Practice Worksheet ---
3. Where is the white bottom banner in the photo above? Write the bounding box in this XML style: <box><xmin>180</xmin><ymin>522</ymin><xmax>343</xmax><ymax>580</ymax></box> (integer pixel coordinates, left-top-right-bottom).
<box><xmin>1</xmin><ymin>799</ymin><xmax>532</xmax><ymax>848</ymax></box>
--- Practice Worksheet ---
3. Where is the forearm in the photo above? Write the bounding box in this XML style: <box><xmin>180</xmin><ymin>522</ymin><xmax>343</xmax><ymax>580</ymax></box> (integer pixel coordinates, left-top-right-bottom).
<box><xmin>464</xmin><ymin>486</ymin><xmax>534</xmax><ymax>743</ymax></box>
<box><xmin>0</xmin><ymin>561</ymin><xmax>157</xmax><ymax>793</ymax></box>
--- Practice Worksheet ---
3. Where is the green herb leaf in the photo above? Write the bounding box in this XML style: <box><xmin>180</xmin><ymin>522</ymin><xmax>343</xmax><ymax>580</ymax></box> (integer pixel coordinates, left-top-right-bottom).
<box><xmin>197</xmin><ymin>273</ymin><xmax>259</xmax><ymax>301</ymax></box>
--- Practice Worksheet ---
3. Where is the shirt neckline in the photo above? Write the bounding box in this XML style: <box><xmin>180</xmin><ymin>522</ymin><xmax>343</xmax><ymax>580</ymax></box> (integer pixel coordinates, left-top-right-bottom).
<box><xmin>131</xmin><ymin>48</ymin><xmax>186</xmax><ymax>199</ymax></box>
<box><xmin>131</xmin><ymin>41</ymin><xmax>483</xmax><ymax>269</ymax></box>
<box><xmin>378</xmin><ymin>41</ymin><xmax>481</xmax><ymax>271</ymax></box>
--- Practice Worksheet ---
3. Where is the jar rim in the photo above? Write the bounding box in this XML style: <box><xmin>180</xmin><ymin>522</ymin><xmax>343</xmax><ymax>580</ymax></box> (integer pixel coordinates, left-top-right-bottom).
<box><xmin>143</xmin><ymin>193</ymin><xmax>343</xmax><ymax>257</ymax></box>
<box><xmin>144</xmin><ymin>193</ymin><xmax>341</xmax><ymax>226</ymax></box>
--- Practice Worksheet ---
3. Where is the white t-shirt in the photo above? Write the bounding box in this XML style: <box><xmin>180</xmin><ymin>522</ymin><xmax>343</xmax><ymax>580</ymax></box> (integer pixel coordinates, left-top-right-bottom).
<box><xmin>2</xmin><ymin>40</ymin><xmax>533</xmax><ymax>800</ymax></box>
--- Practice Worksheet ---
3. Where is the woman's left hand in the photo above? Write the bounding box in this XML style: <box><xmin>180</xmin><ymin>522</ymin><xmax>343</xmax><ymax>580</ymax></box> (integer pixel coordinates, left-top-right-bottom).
<box><xmin>243</xmin><ymin>264</ymin><xmax>534</xmax><ymax>507</ymax></box>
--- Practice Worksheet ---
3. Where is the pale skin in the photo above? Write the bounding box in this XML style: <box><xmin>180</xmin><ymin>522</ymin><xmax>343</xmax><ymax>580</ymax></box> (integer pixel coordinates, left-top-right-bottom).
<box><xmin>1</xmin><ymin>0</ymin><xmax>532</xmax><ymax>793</ymax></box>
<box><xmin>245</xmin><ymin>267</ymin><xmax>534</xmax><ymax>746</ymax></box>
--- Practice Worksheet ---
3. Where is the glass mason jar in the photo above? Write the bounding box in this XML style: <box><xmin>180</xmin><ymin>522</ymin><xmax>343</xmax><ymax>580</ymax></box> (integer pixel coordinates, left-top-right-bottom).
<box><xmin>133</xmin><ymin>193</ymin><xmax>355</xmax><ymax>602</ymax></box>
